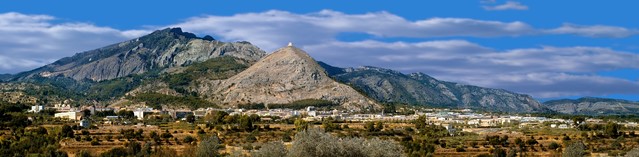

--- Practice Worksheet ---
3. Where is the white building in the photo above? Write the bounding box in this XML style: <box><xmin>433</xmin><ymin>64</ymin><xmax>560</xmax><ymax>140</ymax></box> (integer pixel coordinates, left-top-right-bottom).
<box><xmin>29</xmin><ymin>105</ymin><xmax>44</xmax><ymax>113</ymax></box>
<box><xmin>54</xmin><ymin>111</ymin><xmax>81</xmax><ymax>120</ymax></box>
<box><xmin>133</xmin><ymin>108</ymin><xmax>154</xmax><ymax>120</ymax></box>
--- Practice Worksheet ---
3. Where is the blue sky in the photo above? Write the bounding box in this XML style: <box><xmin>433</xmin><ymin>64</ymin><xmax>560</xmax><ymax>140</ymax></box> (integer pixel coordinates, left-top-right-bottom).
<box><xmin>1</xmin><ymin>0</ymin><xmax>638</xmax><ymax>101</ymax></box>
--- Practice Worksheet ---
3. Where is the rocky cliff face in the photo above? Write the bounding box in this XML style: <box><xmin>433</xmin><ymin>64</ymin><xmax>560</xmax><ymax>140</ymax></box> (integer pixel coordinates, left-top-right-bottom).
<box><xmin>13</xmin><ymin>28</ymin><xmax>266</xmax><ymax>81</ymax></box>
<box><xmin>322</xmin><ymin>64</ymin><xmax>548</xmax><ymax>113</ymax></box>
<box><xmin>544</xmin><ymin>97</ymin><xmax>639</xmax><ymax>115</ymax></box>
<box><xmin>198</xmin><ymin>46</ymin><xmax>380</xmax><ymax>111</ymax></box>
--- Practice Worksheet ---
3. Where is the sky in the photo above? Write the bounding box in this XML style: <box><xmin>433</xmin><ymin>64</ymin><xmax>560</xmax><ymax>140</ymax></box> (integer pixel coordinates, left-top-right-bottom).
<box><xmin>1</xmin><ymin>0</ymin><xmax>639</xmax><ymax>101</ymax></box>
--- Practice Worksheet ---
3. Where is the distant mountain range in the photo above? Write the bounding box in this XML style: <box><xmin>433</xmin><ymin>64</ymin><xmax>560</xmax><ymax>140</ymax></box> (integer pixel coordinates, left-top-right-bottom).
<box><xmin>319</xmin><ymin>63</ymin><xmax>549</xmax><ymax>113</ymax></box>
<box><xmin>544</xmin><ymin>97</ymin><xmax>639</xmax><ymax>115</ymax></box>
<box><xmin>0</xmin><ymin>27</ymin><xmax>635</xmax><ymax>114</ymax></box>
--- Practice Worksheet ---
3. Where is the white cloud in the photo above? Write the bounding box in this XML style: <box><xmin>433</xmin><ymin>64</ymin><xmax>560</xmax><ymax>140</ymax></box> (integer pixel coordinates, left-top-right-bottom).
<box><xmin>304</xmin><ymin>40</ymin><xmax>639</xmax><ymax>98</ymax></box>
<box><xmin>0</xmin><ymin>12</ymin><xmax>147</xmax><ymax>74</ymax></box>
<box><xmin>171</xmin><ymin>10</ymin><xmax>535</xmax><ymax>51</ymax></box>
<box><xmin>483</xmin><ymin>1</ymin><xmax>529</xmax><ymax>11</ymax></box>
<box><xmin>547</xmin><ymin>23</ymin><xmax>639</xmax><ymax>38</ymax></box>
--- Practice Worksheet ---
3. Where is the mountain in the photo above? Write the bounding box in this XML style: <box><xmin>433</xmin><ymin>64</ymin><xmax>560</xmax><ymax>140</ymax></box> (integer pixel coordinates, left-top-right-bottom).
<box><xmin>11</xmin><ymin>28</ymin><xmax>266</xmax><ymax>82</ymax></box>
<box><xmin>0</xmin><ymin>74</ymin><xmax>11</xmax><ymax>81</ymax></box>
<box><xmin>544</xmin><ymin>97</ymin><xmax>639</xmax><ymax>115</ymax></box>
<box><xmin>0</xmin><ymin>27</ymin><xmax>547</xmax><ymax>112</ymax></box>
<box><xmin>197</xmin><ymin>46</ymin><xmax>380</xmax><ymax>111</ymax></box>
<box><xmin>320</xmin><ymin>63</ymin><xmax>548</xmax><ymax>113</ymax></box>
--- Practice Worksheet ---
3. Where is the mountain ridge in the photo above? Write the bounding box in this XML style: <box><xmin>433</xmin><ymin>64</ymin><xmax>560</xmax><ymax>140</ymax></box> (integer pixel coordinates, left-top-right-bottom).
<box><xmin>10</xmin><ymin>28</ymin><xmax>266</xmax><ymax>82</ymax></box>
<box><xmin>319</xmin><ymin>63</ymin><xmax>550</xmax><ymax>113</ymax></box>
<box><xmin>544</xmin><ymin>97</ymin><xmax>639</xmax><ymax>115</ymax></box>
<box><xmin>4</xmin><ymin>27</ymin><xmax>633</xmax><ymax>114</ymax></box>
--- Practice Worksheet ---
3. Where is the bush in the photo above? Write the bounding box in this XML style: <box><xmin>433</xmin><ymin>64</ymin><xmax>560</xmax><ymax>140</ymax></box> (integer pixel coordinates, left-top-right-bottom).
<box><xmin>83</xmin><ymin>136</ymin><xmax>93</xmax><ymax>141</ymax></box>
<box><xmin>245</xmin><ymin>134</ymin><xmax>257</xmax><ymax>143</ymax></box>
<box><xmin>77</xmin><ymin>150</ymin><xmax>92</xmax><ymax>157</ymax></box>
<box><xmin>127</xmin><ymin>92</ymin><xmax>216</xmax><ymax>110</ymax></box>
<box><xmin>282</xmin><ymin>134</ymin><xmax>292</xmax><ymax>142</ymax></box>
<box><xmin>161</xmin><ymin>130</ymin><xmax>173</xmax><ymax>139</ymax></box>
<box><xmin>100</xmin><ymin>147</ymin><xmax>129</xmax><ymax>157</ymax></box>
<box><xmin>288</xmin><ymin>128</ymin><xmax>402</xmax><ymax>157</ymax></box>
<box><xmin>195</xmin><ymin>135</ymin><xmax>220</xmax><ymax>157</ymax></box>
<box><xmin>60</xmin><ymin>125</ymin><xmax>75</xmax><ymax>138</ymax></box>
<box><xmin>625</xmin><ymin>147</ymin><xmax>639</xmax><ymax>157</ymax></box>
<box><xmin>548</xmin><ymin>142</ymin><xmax>560</xmax><ymax>150</ymax></box>
<box><xmin>252</xmin><ymin>142</ymin><xmax>287</xmax><ymax>157</ymax></box>
<box><xmin>90</xmin><ymin>139</ymin><xmax>100</xmax><ymax>146</ymax></box>
<box><xmin>470</xmin><ymin>141</ymin><xmax>479</xmax><ymax>148</ymax></box>
<box><xmin>456</xmin><ymin>146</ymin><xmax>466</xmax><ymax>152</ymax></box>
<box><xmin>563</xmin><ymin>142</ymin><xmax>586</xmax><ymax>157</ymax></box>
<box><xmin>183</xmin><ymin>135</ymin><xmax>196</xmax><ymax>144</ymax></box>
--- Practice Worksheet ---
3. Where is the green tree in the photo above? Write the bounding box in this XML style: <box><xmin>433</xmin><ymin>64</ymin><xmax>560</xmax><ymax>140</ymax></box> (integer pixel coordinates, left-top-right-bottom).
<box><xmin>414</xmin><ymin>116</ymin><xmax>427</xmax><ymax>129</ymax></box>
<box><xmin>526</xmin><ymin>137</ymin><xmax>538</xmax><ymax>146</ymax></box>
<box><xmin>515</xmin><ymin>138</ymin><xmax>524</xmax><ymax>147</ymax></box>
<box><xmin>365</xmin><ymin>121</ymin><xmax>376</xmax><ymax>132</ymax></box>
<box><xmin>205</xmin><ymin>111</ymin><xmax>229</xmax><ymax>125</ymax></box>
<box><xmin>322</xmin><ymin>118</ymin><xmax>338</xmax><ymax>132</ymax></box>
<box><xmin>161</xmin><ymin>130</ymin><xmax>173</xmax><ymax>139</ymax></box>
<box><xmin>117</xmin><ymin>110</ymin><xmax>134</xmax><ymax>119</ymax></box>
<box><xmin>492</xmin><ymin>147</ymin><xmax>507</xmax><ymax>157</ymax></box>
<box><xmin>605</xmin><ymin>122</ymin><xmax>620</xmax><ymax>138</ymax></box>
<box><xmin>375</xmin><ymin>121</ymin><xmax>384</xmax><ymax>131</ymax></box>
<box><xmin>60</xmin><ymin>124</ymin><xmax>75</xmax><ymax>138</ymax></box>
<box><xmin>183</xmin><ymin>135</ymin><xmax>196</xmax><ymax>144</ymax></box>
<box><xmin>186</xmin><ymin>114</ymin><xmax>196</xmax><ymax>123</ymax></box>
<box><xmin>82</xmin><ymin>109</ymin><xmax>92</xmax><ymax>118</ymax></box>
<box><xmin>238</xmin><ymin>115</ymin><xmax>255</xmax><ymax>131</ymax></box>
<box><xmin>294</xmin><ymin>119</ymin><xmax>308</xmax><ymax>131</ymax></box>
<box><xmin>548</xmin><ymin>142</ymin><xmax>560</xmax><ymax>150</ymax></box>
<box><xmin>77</xmin><ymin>150</ymin><xmax>92</xmax><ymax>157</ymax></box>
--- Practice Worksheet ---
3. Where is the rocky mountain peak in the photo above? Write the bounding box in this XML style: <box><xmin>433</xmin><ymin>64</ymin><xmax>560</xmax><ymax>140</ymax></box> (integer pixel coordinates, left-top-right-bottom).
<box><xmin>12</xmin><ymin>27</ymin><xmax>266</xmax><ymax>82</ymax></box>
<box><xmin>147</xmin><ymin>27</ymin><xmax>200</xmax><ymax>40</ymax></box>
<box><xmin>198</xmin><ymin>45</ymin><xmax>380</xmax><ymax>110</ymax></box>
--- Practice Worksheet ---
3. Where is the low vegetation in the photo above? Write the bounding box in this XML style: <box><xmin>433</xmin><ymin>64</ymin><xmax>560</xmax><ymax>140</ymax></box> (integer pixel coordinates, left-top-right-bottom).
<box><xmin>239</xmin><ymin>99</ymin><xmax>338</xmax><ymax>110</ymax></box>
<box><xmin>126</xmin><ymin>92</ymin><xmax>216</xmax><ymax>109</ymax></box>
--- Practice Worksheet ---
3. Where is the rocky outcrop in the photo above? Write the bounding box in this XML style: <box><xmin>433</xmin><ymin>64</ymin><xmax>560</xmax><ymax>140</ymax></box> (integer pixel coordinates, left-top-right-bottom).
<box><xmin>544</xmin><ymin>97</ymin><xmax>639</xmax><ymax>115</ymax></box>
<box><xmin>322</xmin><ymin>64</ymin><xmax>549</xmax><ymax>113</ymax></box>
<box><xmin>198</xmin><ymin>46</ymin><xmax>380</xmax><ymax>111</ymax></box>
<box><xmin>13</xmin><ymin>28</ymin><xmax>266</xmax><ymax>81</ymax></box>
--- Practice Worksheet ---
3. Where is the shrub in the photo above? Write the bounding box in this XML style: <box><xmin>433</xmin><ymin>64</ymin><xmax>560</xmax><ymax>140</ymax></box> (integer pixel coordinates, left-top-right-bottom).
<box><xmin>183</xmin><ymin>135</ymin><xmax>196</xmax><ymax>144</ymax></box>
<box><xmin>90</xmin><ymin>139</ymin><xmax>100</xmax><ymax>146</ymax></box>
<box><xmin>195</xmin><ymin>135</ymin><xmax>220</xmax><ymax>157</ymax></box>
<box><xmin>563</xmin><ymin>142</ymin><xmax>586</xmax><ymax>157</ymax></box>
<box><xmin>251</xmin><ymin>141</ymin><xmax>287</xmax><ymax>157</ymax></box>
<box><xmin>456</xmin><ymin>146</ymin><xmax>466</xmax><ymax>152</ymax></box>
<box><xmin>282</xmin><ymin>134</ymin><xmax>292</xmax><ymax>142</ymax></box>
<box><xmin>548</xmin><ymin>142</ymin><xmax>560</xmax><ymax>150</ymax></box>
<box><xmin>288</xmin><ymin>128</ymin><xmax>402</xmax><ymax>157</ymax></box>
<box><xmin>77</xmin><ymin>150</ymin><xmax>92</xmax><ymax>157</ymax></box>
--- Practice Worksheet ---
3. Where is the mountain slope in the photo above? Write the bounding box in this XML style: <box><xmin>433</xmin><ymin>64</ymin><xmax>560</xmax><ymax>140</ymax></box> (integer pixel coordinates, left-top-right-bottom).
<box><xmin>198</xmin><ymin>46</ymin><xmax>380</xmax><ymax>111</ymax></box>
<box><xmin>11</xmin><ymin>28</ymin><xmax>266</xmax><ymax>82</ymax></box>
<box><xmin>320</xmin><ymin>64</ymin><xmax>548</xmax><ymax>113</ymax></box>
<box><xmin>544</xmin><ymin>97</ymin><xmax>639</xmax><ymax>115</ymax></box>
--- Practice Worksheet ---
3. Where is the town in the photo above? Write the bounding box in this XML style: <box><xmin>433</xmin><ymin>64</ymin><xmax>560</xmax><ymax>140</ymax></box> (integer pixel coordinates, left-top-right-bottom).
<box><xmin>36</xmin><ymin>102</ymin><xmax>637</xmax><ymax>133</ymax></box>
